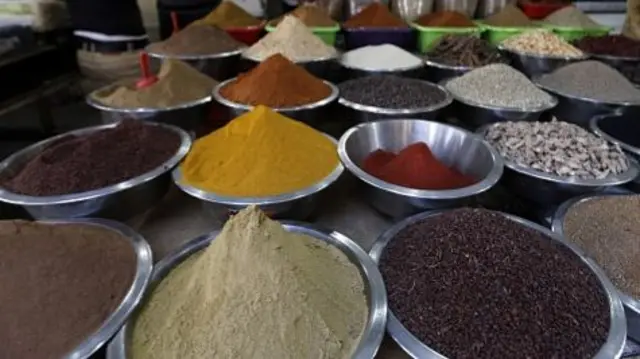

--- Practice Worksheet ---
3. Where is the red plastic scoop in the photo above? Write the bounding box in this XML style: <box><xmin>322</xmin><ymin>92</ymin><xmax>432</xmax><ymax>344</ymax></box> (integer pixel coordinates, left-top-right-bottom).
<box><xmin>171</xmin><ymin>11</ymin><xmax>180</xmax><ymax>34</ymax></box>
<box><xmin>135</xmin><ymin>52</ymin><xmax>158</xmax><ymax>89</ymax></box>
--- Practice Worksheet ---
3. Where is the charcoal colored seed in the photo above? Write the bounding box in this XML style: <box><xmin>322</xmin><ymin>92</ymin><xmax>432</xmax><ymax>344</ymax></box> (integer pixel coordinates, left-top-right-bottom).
<box><xmin>380</xmin><ymin>208</ymin><xmax>609</xmax><ymax>359</ymax></box>
<box><xmin>338</xmin><ymin>75</ymin><xmax>446</xmax><ymax>109</ymax></box>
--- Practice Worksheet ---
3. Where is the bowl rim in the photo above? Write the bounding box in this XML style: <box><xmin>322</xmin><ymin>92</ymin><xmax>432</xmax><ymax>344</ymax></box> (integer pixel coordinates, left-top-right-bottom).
<box><xmin>409</xmin><ymin>22</ymin><xmax>482</xmax><ymax>32</ymax></box>
<box><xmin>497</xmin><ymin>44</ymin><xmax>589</xmax><ymax>61</ymax></box>
<box><xmin>265</xmin><ymin>21</ymin><xmax>340</xmax><ymax>30</ymax></box>
<box><xmin>587</xmin><ymin>52</ymin><xmax>640</xmax><ymax>63</ymax></box>
<box><xmin>477</xmin><ymin>123</ymin><xmax>640</xmax><ymax>186</ymax></box>
<box><xmin>212</xmin><ymin>77</ymin><xmax>339</xmax><ymax>111</ymax></box>
<box><xmin>240</xmin><ymin>50</ymin><xmax>339</xmax><ymax>64</ymax></box>
<box><xmin>423</xmin><ymin>57</ymin><xmax>475</xmax><ymax>71</ymax></box>
<box><xmin>172</xmin><ymin>133</ymin><xmax>344</xmax><ymax>206</ymax></box>
<box><xmin>340</xmin><ymin>25</ymin><xmax>412</xmax><ymax>31</ymax></box>
<box><xmin>532</xmin><ymin>75</ymin><xmax>640</xmax><ymax>106</ymax></box>
<box><xmin>590</xmin><ymin>112</ymin><xmax>640</xmax><ymax>158</ymax></box>
<box><xmin>441</xmin><ymin>77</ymin><xmax>559</xmax><ymax>113</ymax></box>
<box><xmin>540</xmin><ymin>23</ymin><xmax>613</xmax><ymax>32</ymax></box>
<box><xmin>0</xmin><ymin>122</ymin><xmax>192</xmax><ymax>205</ymax></box>
<box><xmin>475</xmin><ymin>21</ymin><xmax>538</xmax><ymax>31</ymax></box>
<box><xmin>369</xmin><ymin>208</ymin><xmax>627</xmax><ymax>359</ymax></box>
<box><xmin>222</xmin><ymin>21</ymin><xmax>267</xmax><ymax>31</ymax></box>
<box><xmin>105</xmin><ymin>222</ymin><xmax>388</xmax><ymax>359</ymax></box>
<box><xmin>146</xmin><ymin>47</ymin><xmax>246</xmax><ymax>60</ymax></box>
<box><xmin>338</xmin><ymin>78</ymin><xmax>453</xmax><ymax>115</ymax></box>
<box><xmin>337</xmin><ymin>119</ymin><xmax>504</xmax><ymax>199</ymax></box>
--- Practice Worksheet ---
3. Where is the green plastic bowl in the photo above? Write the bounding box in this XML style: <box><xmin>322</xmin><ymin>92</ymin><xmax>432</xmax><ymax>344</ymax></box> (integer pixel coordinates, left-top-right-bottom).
<box><xmin>411</xmin><ymin>23</ymin><xmax>484</xmax><ymax>53</ymax></box>
<box><xmin>477</xmin><ymin>21</ymin><xmax>539</xmax><ymax>45</ymax></box>
<box><xmin>539</xmin><ymin>23</ymin><xmax>613</xmax><ymax>41</ymax></box>
<box><xmin>265</xmin><ymin>24</ymin><xmax>340</xmax><ymax>46</ymax></box>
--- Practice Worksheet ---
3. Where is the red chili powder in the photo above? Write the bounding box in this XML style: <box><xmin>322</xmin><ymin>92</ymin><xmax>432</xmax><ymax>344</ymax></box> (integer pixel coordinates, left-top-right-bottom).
<box><xmin>362</xmin><ymin>142</ymin><xmax>477</xmax><ymax>190</ymax></box>
<box><xmin>343</xmin><ymin>3</ymin><xmax>407</xmax><ymax>28</ymax></box>
<box><xmin>415</xmin><ymin>11</ymin><xmax>476</xmax><ymax>27</ymax></box>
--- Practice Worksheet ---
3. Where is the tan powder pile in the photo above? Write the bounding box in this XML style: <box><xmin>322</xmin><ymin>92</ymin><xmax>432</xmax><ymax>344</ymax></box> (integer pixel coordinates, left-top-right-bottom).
<box><xmin>484</xmin><ymin>4</ymin><xmax>533</xmax><ymax>27</ymax></box>
<box><xmin>544</xmin><ymin>6</ymin><xmax>601</xmax><ymax>28</ymax></box>
<box><xmin>91</xmin><ymin>59</ymin><xmax>217</xmax><ymax>109</ymax></box>
<box><xmin>130</xmin><ymin>206</ymin><xmax>368</xmax><ymax>359</ymax></box>
<box><xmin>146</xmin><ymin>24</ymin><xmax>244</xmax><ymax>56</ymax></box>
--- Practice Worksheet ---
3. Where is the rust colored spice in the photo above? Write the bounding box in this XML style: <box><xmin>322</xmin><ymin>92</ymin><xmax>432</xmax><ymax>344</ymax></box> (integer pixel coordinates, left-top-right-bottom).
<box><xmin>415</xmin><ymin>11</ymin><xmax>476</xmax><ymax>27</ymax></box>
<box><xmin>343</xmin><ymin>3</ymin><xmax>407</xmax><ymax>28</ymax></box>
<box><xmin>362</xmin><ymin>142</ymin><xmax>477</xmax><ymax>189</ymax></box>
<box><xmin>219</xmin><ymin>54</ymin><xmax>331</xmax><ymax>107</ymax></box>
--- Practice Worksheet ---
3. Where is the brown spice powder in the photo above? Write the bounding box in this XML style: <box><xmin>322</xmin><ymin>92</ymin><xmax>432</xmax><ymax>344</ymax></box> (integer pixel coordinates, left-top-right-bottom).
<box><xmin>0</xmin><ymin>221</ymin><xmax>137</xmax><ymax>358</ymax></box>
<box><xmin>343</xmin><ymin>3</ymin><xmax>407</xmax><ymax>28</ymax></box>
<box><xmin>146</xmin><ymin>24</ymin><xmax>244</xmax><ymax>56</ymax></box>
<box><xmin>219</xmin><ymin>54</ymin><xmax>331</xmax><ymax>107</ymax></box>
<box><xmin>193</xmin><ymin>1</ymin><xmax>261</xmax><ymax>28</ymax></box>
<box><xmin>269</xmin><ymin>4</ymin><xmax>337</xmax><ymax>27</ymax></box>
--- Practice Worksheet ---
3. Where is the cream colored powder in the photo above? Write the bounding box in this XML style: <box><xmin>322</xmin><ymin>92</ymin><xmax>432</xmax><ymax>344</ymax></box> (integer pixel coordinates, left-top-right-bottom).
<box><xmin>131</xmin><ymin>206</ymin><xmax>368</xmax><ymax>359</ymax></box>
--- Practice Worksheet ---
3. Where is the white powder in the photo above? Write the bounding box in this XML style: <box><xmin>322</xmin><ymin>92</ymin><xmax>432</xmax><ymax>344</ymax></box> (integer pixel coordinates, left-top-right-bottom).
<box><xmin>340</xmin><ymin>44</ymin><xmax>423</xmax><ymax>70</ymax></box>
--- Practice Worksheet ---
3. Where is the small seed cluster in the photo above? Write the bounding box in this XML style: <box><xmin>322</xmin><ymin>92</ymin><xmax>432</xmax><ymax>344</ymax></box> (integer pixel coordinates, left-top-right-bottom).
<box><xmin>501</xmin><ymin>29</ymin><xmax>585</xmax><ymax>57</ymax></box>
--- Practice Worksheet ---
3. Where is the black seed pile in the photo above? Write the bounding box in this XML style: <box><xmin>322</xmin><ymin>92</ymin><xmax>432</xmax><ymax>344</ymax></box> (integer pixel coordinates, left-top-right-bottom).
<box><xmin>380</xmin><ymin>208</ymin><xmax>609</xmax><ymax>359</ymax></box>
<box><xmin>338</xmin><ymin>75</ymin><xmax>447</xmax><ymax>109</ymax></box>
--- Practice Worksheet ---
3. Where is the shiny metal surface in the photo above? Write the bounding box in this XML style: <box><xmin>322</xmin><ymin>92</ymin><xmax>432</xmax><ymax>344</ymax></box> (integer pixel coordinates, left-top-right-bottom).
<box><xmin>212</xmin><ymin>78</ymin><xmax>340</xmax><ymax>127</ymax></box>
<box><xmin>391</xmin><ymin>0</ymin><xmax>433</xmax><ymax>21</ymax></box>
<box><xmin>551</xmin><ymin>193</ymin><xmax>640</xmax><ymax>342</ymax></box>
<box><xmin>498</xmin><ymin>46</ymin><xmax>588</xmax><ymax>78</ymax></box>
<box><xmin>434</xmin><ymin>0</ymin><xmax>478</xmax><ymax>17</ymax></box>
<box><xmin>369</xmin><ymin>209</ymin><xmax>627</xmax><ymax>359</ymax></box>
<box><xmin>477</xmin><ymin>124</ymin><xmax>640</xmax><ymax>205</ymax></box>
<box><xmin>424</xmin><ymin>58</ymin><xmax>473</xmax><ymax>83</ymax></box>
<box><xmin>338</xmin><ymin>80</ymin><xmax>452</xmax><ymax>122</ymax></box>
<box><xmin>341</xmin><ymin>61</ymin><xmax>427</xmax><ymax>80</ymax></box>
<box><xmin>307</xmin><ymin>0</ymin><xmax>344</xmax><ymax>20</ymax></box>
<box><xmin>338</xmin><ymin>119</ymin><xmax>503</xmax><ymax>218</ymax></box>
<box><xmin>147</xmin><ymin>48</ymin><xmax>244</xmax><ymax>81</ymax></box>
<box><xmin>0</xmin><ymin>123</ymin><xmax>192</xmax><ymax>220</ymax></box>
<box><xmin>51</xmin><ymin>218</ymin><xmax>153</xmax><ymax>359</ymax></box>
<box><xmin>172</xmin><ymin>134</ymin><xmax>343</xmax><ymax>220</ymax></box>
<box><xmin>240</xmin><ymin>53</ymin><xmax>343</xmax><ymax>82</ymax></box>
<box><xmin>86</xmin><ymin>87</ymin><xmax>211</xmax><ymax>134</ymax></box>
<box><xmin>106</xmin><ymin>222</ymin><xmax>388</xmax><ymax>359</ymax></box>
<box><xmin>475</xmin><ymin>0</ymin><xmax>512</xmax><ymax>18</ymax></box>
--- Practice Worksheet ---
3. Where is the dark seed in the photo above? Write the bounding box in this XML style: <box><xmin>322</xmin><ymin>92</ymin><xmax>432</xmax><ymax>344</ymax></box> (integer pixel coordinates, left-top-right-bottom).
<box><xmin>338</xmin><ymin>75</ymin><xmax>446</xmax><ymax>109</ymax></box>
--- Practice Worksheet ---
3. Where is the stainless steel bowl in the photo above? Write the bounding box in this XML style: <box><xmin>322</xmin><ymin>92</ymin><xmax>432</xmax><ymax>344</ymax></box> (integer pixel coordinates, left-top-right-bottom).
<box><xmin>106</xmin><ymin>222</ymin><xmax>388</xmax><ymax>359</ymax></box>
<box><xmin>172</xmin><ymin>134</ymin><xmax>343</xmax><ymax>220</ymax></box>
<box><xmin>338</xmin><ymin>79</ymin><xmax>453</xmax><ymax>122</ymax></box>
<box><xmin>424</xmin><ymin>58</ymin><xmax>474</xmax><ymax>83</ymax></box>
<box><xmin>338</xmin><ymin>119</ymin><xmax>503</xmax><ymax>218</ymax></box>
<box><xmin>241</xmin><ymin>52</ymin><xmax>343</xmax><ymax>83</ymax></box>
<box><xmin>477</xmin><ymin>124</ymin><xmax>640</xmax><ymax>205</ymax></box>
<box><xmin>551</xmin><ymin>193</ymin><xmax>640</xmax><ymax>342</ymax></box>
<box><xmin>497</xmin><ymin>46</ymin><xmax>588</xmax><ymax>77</ymax></box>
<box><xmin>87</xmin><ymin>86</ymin><xmax>212</xmax><ymax>134</ymax></box>
<box><xmin>370</xmin><ymin>209</ymin><xmax>627</xmax><ymax>359</ymax></box>
<box><xmin>340</xmin><ymin>61</ymin><xmax>427</xmax><ymax>80</ymax></box>
<box><xmin>442</xmin><ymin>78</ymin><xmax>558</xmax><ymax>129</ymax></box>
<box><xmin>0</xmin><ymin>122</ymin><xmax>192</xmax><ymax>220</ymax></box>
<box><xmin>49</xmin><ymin>218</ymin><xmax>152</xmax><ymax>358</ymax></box>
<box><xmin>212</xmin><ymin>77</ymin><xmax>339</xmax><ymax>127</ymax></box>
<box><xmin>147</xmin><ymin>48</ymin><xmax>244</xmax><ymax>81</ymax></box>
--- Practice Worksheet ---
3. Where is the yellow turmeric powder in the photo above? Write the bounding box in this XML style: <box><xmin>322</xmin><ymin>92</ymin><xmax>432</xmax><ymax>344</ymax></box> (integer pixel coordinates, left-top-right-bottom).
<box><xmin>180</xmin><ymin>106</ymin><xmax>339</xmax><ymax>196</ymax></box>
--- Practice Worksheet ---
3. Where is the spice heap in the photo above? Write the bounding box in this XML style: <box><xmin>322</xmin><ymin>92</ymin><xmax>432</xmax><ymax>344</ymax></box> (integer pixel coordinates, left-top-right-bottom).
<box><xmin>574</xmin><ymin>35</ymin><xmax>640</xmax><ymax>58</ymax></box>
<box><xmin>445</xmin><ymin>64</ymin><xmax>554</xmax><ymax>109</ymax></box>
<box><xmin>220</xmin><ymin>54</ymin><xmax>331</xmax><ymax>107</ymax></box>
<box><xmin>544</xmin><ymin>5</ymin><xmax>601</xmax><ymax>28</ymax></box>
<box><xmin>192</xmin><ymin>1</ymin><xmax>261</xmax><ymax>28</ymax></box>
<box><xmin>3</xmin><ymin>121</ymin><xmax>181</xmax><ymax>196</ymax></box>
<box><xmin>563</xmin><ymin>195</ymin><xmax>640</xmax><ymax>297</ymax></box>
<box><xmin>343</xmin><ymin>2</ymin><xmax>407</xmax><ymax>28</ymax></box>
<box><xmin>501</xmin><ymin>29</ymin><xmax>584</xmax><ymax>57</ymax></box>
<box><xmin>92</xmin><ymin>59</ymin><xmax>216</xmax><ymax>108</ymax></box>
<box><xmin>427</xmin><ymin>35</ymin><xmax>504</xmax><ymax>67</ymax></box>
<box><xmin>146</xmin><ymin>24</ymin><xmax>244</xmax><ymax>56</ymax></box>
<box><xmin>483</xmin><ymin>4</ymin><xmax>533</xmax><ymax>27</ymax></box>
<box><xmin>339</xmin><ymin>75</ymin><xmax>446</xmax><ymax>109</ymax></box>
<box><xmin>341</xmin><ymin>44</ymin><xmax>422</xmax><ymax>70</ymax></box>
<box><xmin>485</xmin><ymin>120</ymin><xmax>628</xmax><ymax>178</ymax></box>
<box><xmin>414</xmin><ymin>11</ymin><xmax>476</xmax><ymax>27</ymax></box>
<box><xmin>362</xmin><ymin>143</ymin><xmax>477</xmax><ymax>190</ymax></box>
<box><xmin>0</xmin><ymin>221</ymin><xmax>137</xmax><ymax>359</ymax></box>
<box><xmin>243</xmin><ymin>15</ymin><xmax>337</xmax><ymax>61</ymax></box>
<box><xmin>131</xmin><ymin>206</ymin><xmax>368</xmax><ymax>359</ymax></box>
<box><xmin>380</xmin><ymin>208</ymin><xmax>609</xmax><ymax>358</ymax></box>
<box><xmin>269</xmin><ymin>4</ymin><xmax>337</xmax><ymax>27</ymax></box>
<box><xmin>538</xmin><ymin>60</ymin><xmax>640</xmax><ymax>103</ymax></box>
<box><xmin>180</xmin><ymin>106</ymin><xmax>338</xmax><ymax>196</ymax></box>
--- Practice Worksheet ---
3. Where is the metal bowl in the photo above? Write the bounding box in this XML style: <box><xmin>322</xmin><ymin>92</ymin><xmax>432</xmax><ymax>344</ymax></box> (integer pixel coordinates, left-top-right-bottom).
<box><xmin>369</xmin><ymin>209</ymin><xmax>627</xmax><ymax>359</ymax></box>
<box><xmin>340</xmin><ymin>60</ymin><xmax>426</xmax><ymax>80</ymax></box>
<box><xmin>47</xmin><ymin>218</ymin><xmax>152</xmax><ymax>358</ymax></box>
<box><xmin>106</xmin><ymin>222</ymin><xmax>388</xmax><ymax>359</ymax></box>
<box><xmin>87</xmin><ymin>85</ymin><xmax>212</xmax><ymax>134</ymax></box>
<box><xmin>240</xmin><ymin>52</ymin><xmax>343</xmax><ymax>83</ymax></box>
<box><xmin>212</xmin><ymin>77</ymin><xmax>339</xmax><ymax>127</ymax></box>
<box><xmin>0</xmin><ymin>122</ymin><xmax>192</xmax><ymax>220</ymax></box>
<box><xmin>497</xmin><ymin>46</ymin><xmax>588</xmax><ymax>77</ymax></box>
<box><xmin>172</xmin><ymin>134</ymin><xmax>343</xmax><ymax>220</ymax></box>
<box><xmin>551</xmin><ymin>193</ymin><xmax>640</xmax><ymax>342</ymax></box>
<box><xmin>338</xmin><ymin>119</ymin><xmax>503</xmax><ymax>219</ymax></box>
<box><xmin>424</xmin><ymin>58</ymin><xmax>474</xmax><ymax>83</ymax></box>
<box><xmin>442</xmin><ymin>78</ymin><xmax>558</xmax><ymax>129</ymax></box>
<box><xmin>477</xmin><ymin>124</ymin><xmax>640</xmax><ymax>205</ymax></box>
<box><xmin>338</xmin><ymin>80</ymin><xmax>453</xmax><ymax>122</ymax></box>
<box><xmin>147</xmin><ymin>48</ymin><xmax>244</xmax><ymax>81</ymax></box>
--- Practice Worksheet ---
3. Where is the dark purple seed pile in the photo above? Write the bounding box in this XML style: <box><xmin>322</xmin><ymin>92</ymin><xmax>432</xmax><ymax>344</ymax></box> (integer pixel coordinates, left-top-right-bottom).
<box><xmin>380</xmin><ymin>208</ymin><xmax>609</xmax><ymax>359</ymax></box>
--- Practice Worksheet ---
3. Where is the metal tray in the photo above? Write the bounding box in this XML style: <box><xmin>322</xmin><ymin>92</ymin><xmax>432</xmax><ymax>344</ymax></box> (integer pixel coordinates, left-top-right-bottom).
<box><xmin>369</xmin><ymin>209</ymin><xmax>627</xmax><ymax>359</ymax></box>
<box><xmin>106</xmin><ymin>222</ymin><xmax>388</xmax><ymax>359</ymax></box>
<box><xmin>551</xmin><ymin>193</ymin><xmax>640</xmax><ymax>342</ymax></box>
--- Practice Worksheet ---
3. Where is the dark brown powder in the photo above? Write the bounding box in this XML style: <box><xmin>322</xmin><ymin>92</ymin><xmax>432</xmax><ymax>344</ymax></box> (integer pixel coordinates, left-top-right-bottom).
<box><xmin>0</xmin><ymin>221</ymin><xmax>137</xmax><ymax>358</ymax></box>
<box><xmin>343</xmin><ymin>2</ymin><xmax>407</xmax><ymax>28</ymax></box>
<box><xmin>146</xmin><ymin>24</ymin><xmax>244</xmax><ymax>56</ymax></box>
<box><xmin>2</xmin><ymin>121</ymin><xmax>181</xmax><ymax>196</ymax></box>
<box><xmin>269</xmin><ymin>4</ymin><xmax>337</xmax><ymax>27</ymax></box>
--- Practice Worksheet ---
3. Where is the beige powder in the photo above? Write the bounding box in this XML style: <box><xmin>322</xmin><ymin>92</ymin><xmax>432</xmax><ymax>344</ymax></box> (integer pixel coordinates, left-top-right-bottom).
<box><xmin>131</xmin><ymin>206</ymin><xmax>368</xmax><ymax>359</ymax></box>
